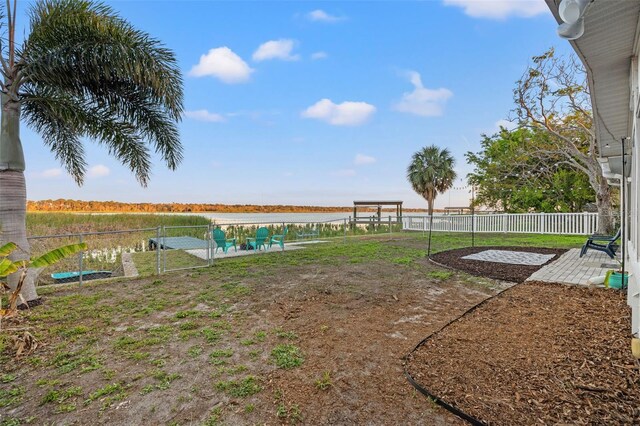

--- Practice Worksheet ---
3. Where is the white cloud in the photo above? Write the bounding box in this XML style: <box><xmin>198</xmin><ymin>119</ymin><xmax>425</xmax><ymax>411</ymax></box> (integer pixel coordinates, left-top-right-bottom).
<box><xmin>189</xmin><ymin>47</ymin><xmax>253</xmax><ymax>84</ymax></box>
<box><xmin>331</xmin><ymin>169</ymin><xmax>356</xmax><ymax>177</ymax></box>
<box><xmin>252</xmin><ymin>39</ymin><xmax>300</xmax><ymax>62</ymax></box>
<box><xmin>354</xmin><ymin>154</ymin><xmax>376</xmax><ymax>165</ymax></box>
<box><xmin>443</xmin><ymin>0</ymin><xmax>549</xmax><ymax>19</ymax></box>
<box><xmin>393</xmin><ymin>71</ymin><xmax>453</xmax><ymax>117</ymax></box>
<box><xmin>87</xmin><ymin>165</ymin><xmax>110</xmax><ymax>178</ymax></box>
<box><xmin>307</xmin><ymin>9</ymin><xmax>345</xmax><ymax>23</ymax></box>
<box><xmin>185</xmin><ymin>109</ymin><xmax>226</xmax><ymax>123</ymax></box>
<box><xmin>311</xmin><ymin>51</ymin><xmax>328</xmax><ymax>60</ymax></box>
<box><xmin>41</xmin><ymin>168</ymin><xmax>63</xmax><ymax>178</ymax></box>
<box><xmin>301</xmin><ymin>98</ymin><xmax>376</xmax><ymax>126</ymax></box>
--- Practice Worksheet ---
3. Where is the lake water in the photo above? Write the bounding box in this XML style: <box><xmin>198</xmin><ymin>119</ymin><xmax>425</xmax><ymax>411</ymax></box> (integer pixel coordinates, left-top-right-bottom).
<box><xmin>193</xmin><ymin>212</ymin><xmax>429</xmax><ymax>224</ymax></box>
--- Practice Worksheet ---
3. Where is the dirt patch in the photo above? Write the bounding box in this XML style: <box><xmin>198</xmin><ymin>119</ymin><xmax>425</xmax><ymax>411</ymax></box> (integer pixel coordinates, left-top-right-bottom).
<box><xmin>430</xmin><ymin>246</ymin><xmax>566</xmax><ymax>282</ymax></box>
<box><xmin>405</xmin><ymin>281</ymin><xmax>640</xmax><ymax>425</ymax></box>
<box><xmin>1</xmin><ymin>238</ymin><xmax>509</xmax><ymax>425</ymax></box>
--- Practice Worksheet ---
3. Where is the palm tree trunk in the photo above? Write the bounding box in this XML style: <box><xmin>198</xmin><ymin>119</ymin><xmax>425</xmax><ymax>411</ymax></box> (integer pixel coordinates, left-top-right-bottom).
<box><xmin>427</xmin><ymin>197</ymin><xmax>434</xmax><ymax>257</ymax></box>
<box><xmin>0</xmin><ymin>94</ymin><xmax>38</xmax><ymax>302</ymax></box>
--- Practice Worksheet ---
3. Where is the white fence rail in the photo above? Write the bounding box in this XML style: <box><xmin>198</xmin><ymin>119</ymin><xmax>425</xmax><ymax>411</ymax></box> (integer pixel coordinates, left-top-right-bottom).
<box><xmin>402</xmin><ymin>213</ymin><xmax>599</xmax><ymax>235</ymax></box>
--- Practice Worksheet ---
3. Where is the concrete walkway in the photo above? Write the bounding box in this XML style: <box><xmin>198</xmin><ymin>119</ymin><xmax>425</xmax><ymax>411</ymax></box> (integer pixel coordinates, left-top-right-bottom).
<box><xmin>526</xmin><ymin>248</ymin><xmax>619</xmax><ymax>286</ymax></box>
<box><xmin>187</xmin><ymin>244</ymin><xmax>304</xmax><ymax>260</ymax></box>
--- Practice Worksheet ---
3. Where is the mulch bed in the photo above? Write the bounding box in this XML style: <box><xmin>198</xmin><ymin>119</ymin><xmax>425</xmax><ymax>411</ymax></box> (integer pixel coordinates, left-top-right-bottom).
<box><xmin>430</xmin><ymin>246</ymin><xmax>566</xmax><ymax>283</ymax></box>
<box><xmin>405</xmin><ymin>281</ymin><xmax>640</xmax><ymax>425</ymax></box>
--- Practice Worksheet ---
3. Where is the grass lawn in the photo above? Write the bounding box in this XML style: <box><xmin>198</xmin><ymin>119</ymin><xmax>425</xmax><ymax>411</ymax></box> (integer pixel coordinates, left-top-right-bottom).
<box><xmin>0</xmin><ymin>232</ymin><xmax>585</xmax><ymax>425</ymax></box>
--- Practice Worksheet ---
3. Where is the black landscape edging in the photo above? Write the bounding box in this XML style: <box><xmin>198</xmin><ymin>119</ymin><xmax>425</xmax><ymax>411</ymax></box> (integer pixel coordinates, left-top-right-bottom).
<box><xmin>403</xmin><ymin>273</ymin><xmax>522</xmax><ymax>426</ymax></box>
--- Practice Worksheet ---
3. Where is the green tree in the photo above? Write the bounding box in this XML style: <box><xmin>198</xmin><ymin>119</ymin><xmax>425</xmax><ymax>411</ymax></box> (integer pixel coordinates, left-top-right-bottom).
<box><xmin>407</xmin><ymin>145</ymin><xmax>456</xmax><ymax>255</ymax></box>
<box><xmin>514</xmin><ymin>48</ymin><xmax>614</xmax><ymax>232</ymax></box>
<box><xmin>466</xmin><ymin>127</ymin><xmax>595</xmax><ymax>212</ymax></box>
<box><xmin>0</xmin><ymin>0</ymin><xmax>183</xmax><ymax>303</ymax></box>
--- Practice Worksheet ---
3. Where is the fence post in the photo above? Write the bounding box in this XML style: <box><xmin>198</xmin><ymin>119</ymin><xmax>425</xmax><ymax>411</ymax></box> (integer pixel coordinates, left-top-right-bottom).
<box><xmin>155</xmin><ymin>226</ymin><xmax>161</xmax><ymax>275</ymax></box>
<box><xmin>541</xmin><ymin>212</ymin><xmax>546</xmax><ymax>234</ymax></box>
<box><xmin>207</xmin><ymin>223</ymin><xmax>212</xmax><ymax>267</ymax></box>
<box><xmin>388</xmin><ymin>216</ymin><xmax>392</xmax><ymax>234</ymax></box>
<box><xmin>343</xmin><ymin>219</ymin><xmax>347</xmax><ymax>243</ymax></box>
<box><xmin>78</xmin><ymin>234</ymin><xmax>83</xmax><ymax>286</ymax></box>
<box><xmin>502</xmin><ymin>214</ymin><xmax>507</xmax><ymax>234</ymax></box>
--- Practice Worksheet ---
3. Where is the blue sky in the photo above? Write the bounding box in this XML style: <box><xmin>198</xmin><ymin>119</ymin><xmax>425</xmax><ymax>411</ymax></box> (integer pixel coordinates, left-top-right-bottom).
<box><xmin>19</xmin><ymin>0</ymin><xmax>573</xmax><ymax>209</ymax></box>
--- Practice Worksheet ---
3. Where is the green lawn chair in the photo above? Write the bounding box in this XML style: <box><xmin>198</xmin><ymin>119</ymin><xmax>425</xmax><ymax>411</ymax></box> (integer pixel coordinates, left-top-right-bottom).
<box><xmin>269</xmin><ymin>226</ymin><xmax>288</xmax><ymax>250</ymax></box>
<box><xmin>247</xmin><ymin>227</ymin><xmax>269</xmax><ymax>251</ymax></box>
<box><xmin>213</xmin><ymin>228</ymin><xmax>237</xmax><ymax>253</ymax></box>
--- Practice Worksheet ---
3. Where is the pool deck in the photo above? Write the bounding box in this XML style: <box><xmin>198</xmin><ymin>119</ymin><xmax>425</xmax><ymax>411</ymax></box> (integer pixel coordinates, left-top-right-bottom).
<box><xmin>527</xmin><ymin>248</ymin><xmax>619</xmax><ymax>286</ymax></box>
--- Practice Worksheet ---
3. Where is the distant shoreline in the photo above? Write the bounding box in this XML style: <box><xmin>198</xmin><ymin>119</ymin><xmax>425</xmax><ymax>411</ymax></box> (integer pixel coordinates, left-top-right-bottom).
<box><xmin>27</xmin><ymin>199</ymin><xmax>431</xmax><ymax>214</ymax></box>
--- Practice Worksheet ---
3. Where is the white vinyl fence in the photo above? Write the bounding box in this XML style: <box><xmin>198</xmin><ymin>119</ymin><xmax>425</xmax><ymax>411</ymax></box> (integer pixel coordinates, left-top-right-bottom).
<box><xmin>402</xmin><ymin>213</ymin><xmax>599</xmax><ymax>235</ymax></box>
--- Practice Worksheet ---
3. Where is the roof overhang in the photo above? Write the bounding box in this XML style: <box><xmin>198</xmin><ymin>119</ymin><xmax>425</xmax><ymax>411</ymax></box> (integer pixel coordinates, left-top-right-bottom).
<box><xmin>545</xmin><ymin>0</ymin><xmax>640</xmax><ymax>163</ymax></box>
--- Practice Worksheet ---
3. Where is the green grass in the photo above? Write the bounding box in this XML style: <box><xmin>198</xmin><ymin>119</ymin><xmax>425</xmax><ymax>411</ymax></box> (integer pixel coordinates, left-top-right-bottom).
<box><xmin>271</xmin><ymin>344</ymin><xmax>304</xmax><ymax>369</ymax></box>
<box><xmin>215</xmin><ymin>376</ymin><xmax>262</xmax><ymax>398</ymax></box>
<box><xmin>27</xmin><ymin>213</ymin><xmax>210</xmax><ymax>236</ymax></box>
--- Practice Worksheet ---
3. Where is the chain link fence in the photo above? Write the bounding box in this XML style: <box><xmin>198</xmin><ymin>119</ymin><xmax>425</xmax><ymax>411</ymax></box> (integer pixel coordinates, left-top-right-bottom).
<box><xmin>26</xmin><ymin>212</ymin><xmax>607</xmax><ymax>288</ymax></box>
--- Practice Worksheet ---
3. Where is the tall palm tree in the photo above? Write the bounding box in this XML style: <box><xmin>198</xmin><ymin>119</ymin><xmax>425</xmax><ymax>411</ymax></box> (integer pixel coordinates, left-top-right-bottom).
<box><xmin>0</xmin><ymin>0</ymin><xmax>183</xmax><ymax>303</ymax></box>
<box><xmin>407</xmin><ymin>145</ymin><xmax>456</xmax><ymax>255</ymax></box>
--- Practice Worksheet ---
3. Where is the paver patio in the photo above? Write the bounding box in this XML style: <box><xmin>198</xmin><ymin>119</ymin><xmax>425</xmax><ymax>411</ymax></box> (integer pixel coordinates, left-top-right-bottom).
<box><xmin>527</xmin><ymin>248</ymin><xmax>619</xmax><ymax>285</ymax></box>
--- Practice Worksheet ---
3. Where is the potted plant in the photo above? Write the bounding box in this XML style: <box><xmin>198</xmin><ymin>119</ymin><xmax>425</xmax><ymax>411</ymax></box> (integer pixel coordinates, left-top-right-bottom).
<box><xmin>604</xmin><ymin>260</ymin><xmax>629</xmax><ymax>290</ymax></box>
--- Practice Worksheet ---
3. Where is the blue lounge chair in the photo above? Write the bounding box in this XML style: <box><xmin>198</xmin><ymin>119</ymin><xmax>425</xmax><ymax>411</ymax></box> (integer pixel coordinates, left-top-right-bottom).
<box><xmin>213</xmin><ymin>229</ymin><xmax>237</xmax><ymax>253</ymax></box>
<box><xmin>247</xmin><ymin>227</ymin><xmax>269</xmax><ymax>251</ymax></box>
<box><xmin>580</xmin><ymin>229</ymin><xmax>620</xmax><ymax>259</ymax></box>
<box><xmin>269</xmin><ymin>226</ymin><xmax>288</xmax><ymax>250</ymax></box>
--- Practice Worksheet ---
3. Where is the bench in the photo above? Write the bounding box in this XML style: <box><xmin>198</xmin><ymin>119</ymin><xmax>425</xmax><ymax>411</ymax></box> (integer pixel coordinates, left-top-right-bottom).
<box><xmin>296</xmin><ymin>229</ymin><xmax>319</xmax><ymax>239</ymax></box>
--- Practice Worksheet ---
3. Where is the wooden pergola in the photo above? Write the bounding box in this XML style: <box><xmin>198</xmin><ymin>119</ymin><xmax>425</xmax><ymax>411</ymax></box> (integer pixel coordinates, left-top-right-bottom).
<box><xmin>352</xmin><ymin>201</ymin><xmax>403</xmax><ymax>224</ymax></box>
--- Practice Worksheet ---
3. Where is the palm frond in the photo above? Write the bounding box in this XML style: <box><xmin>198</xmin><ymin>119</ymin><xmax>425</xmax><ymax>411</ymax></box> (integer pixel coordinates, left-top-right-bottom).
<box><xmin>17</xmin><ymin>0</ymin><xmax>183</xmax><ymax>185</ymax></box>
<box><xmin>30</xmin><ymin>242</ymin><xmax>87</xmax><ymax>268</ymax></box>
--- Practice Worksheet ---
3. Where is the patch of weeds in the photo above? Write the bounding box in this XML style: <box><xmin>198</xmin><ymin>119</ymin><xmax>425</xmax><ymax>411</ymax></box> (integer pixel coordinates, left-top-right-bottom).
<box><xmin>113</xmin><ymin>336</ymin><xmax>163</xmax><ymax>352</ymax></box>
<box><xmin>290</xmin><ymin>404</ymin><xmax>303</xmax><ymax>424</ymax></box>
<box><xmin>248</xmin><ymin>350</ymin><xmax>261</xmax><ymax>359</ymax></box>
<box><xmin>276</xmin><ymin>403</ymin><xmax>287</xmax><ymax>419</ymax></box>
<box><xmin>210</xmin><ymin>320</ymin><xmax>232</xmax><ymax>330</ymax></box>
<box><xmin>54</xmin><ymin>403</ymin><xmax>77</xmax><ymax>413</ymax></box>
<box><xmin>201</xmin><ymin>328</ymin><xmax>223</xmax><ymax>343</ymax></box>
<box><xmin>209</xmin><ymin>310</ymin><xmax>223</xmax><ymax>318</ymax></box>
<box><xmin>254</xmin><ymin>331</ymin><xmax>267</xmax><ymax>341</ymax></box>
<box><xmin>151</xmin><ymin>358</ymin><xmax>166</xmax><ymax>368</ymax></box>
<box><xmin>240</xmin><ymin>338</ymin><xmax>255</xmax><ymax>346</ymax></box>
<box><xmin>0</xmin><ymin>374</ymin><xmax>16</xmax><ymax>383</ymax></box>
<box><xmin>130</xmin><ymin>352</ymin><xmax>150</xmax><ymax>361</ymax></box>
<box><xmin>188</xmin><ymin>346</ymin><xmax>203</xmax><ymax>358</ymax></box>
<box><xmin>41</xmin><ymin>386</ymin><xmax>82</xmax><ymax>405</ymax></box>
<box><xmin>271</xmin><ymin>344</ymin><xmax>304</xmax><ymax>369</ymax></box>
<box><xmin>427</xmin><ymin>270</ymin><xmax>454</xmax><ymax>280</ymax></box>
<box><xmin>315</xmin><ymin>371</ymin><xmax>332</xmax><ymax>390</ymax></box>
<box><xmin>140</xmin><ymin>385</ymin><xmax>155</xmax><ymax>395</ymax></box>
<box><xmin>392</xmin><ymin>256</ymin><xmax>414</xmax><ymax>265</ymax></box>
<box><xmin>102</xmin><ymin>369</ymin><xmax>117</xmax><ymax>380</ymax></box>
<box><xmin>209</xmin><ymin>349</ymin><xmax>233</xmax><ymax>360</ymax></box>
<box><xmin>212</xmin><ymin>365</ymin><xmax>248</xmax><ymax>378</ymax></box>
<box><xmin>175</xmin><ymin>310</ymin><xmax>202</xmax><ymax>319</ymax></box>
<box><xmin>0</xmin><ymin>418</ymin><xmax>22</xmax><ymax>426</ymax></box>
<box><xmin>36</xmin><ymin>378</ymin><xmax>60</xmax><ymax>387</ymax></box>
<box><xmin>245</xmin><ymin>403</ymin><xmax>255</xmax><ymax>413</ymax></box>
<box><xmin>51</xmin><ymin>350</ymin><xmax>102</xmax><ymax>374</ymax></box>
<box><xmin>177</xmin><ymin>329</ymin><xmax>198</xmax><ymax>341</ymax></box>
<box><xmin>203</xmin><ymin>406</ymin><xmax>223</xmax><ymax>426</ymax></box>
<box><xmin>147</xmin><ymin>325</ymin><xmax>173</xmax><ymax>337</ymax></box>
<box><xmin>178</xmin><ymin>320</ymin><xmax>200</xmax><ymax>331</ymax></box>
<box><xmin>215</xmin><ymin>376</ymin><xmax>262</xmax><ymax>398</ymax></box>
<box><xmin>274</xmin><ymin>328</ymin><xmax>298</xmax><ymax>340</ymax></box>
<box><xmin>152</xmin><ymin>370</ymin><xmax>181</xmax><ymax>390</ymax></box>
<box><xmin>55</xmin><ymin>325</ymin><xmax>90</xmax><ymax>338</ymax></box>
<box><xmin>152</xmin><ymin>279</ymin><xmax>163</xmax><ymax>285</ymax></box>
<box><xmin>0</xmin><ymin>386</ymin><xmax>24</xmax><ymax>407</ymax></box>
<box><xmin>221</xmin><ymin>282</ymin><xmax>251</xmax><ymax>297</ymax></box>
<box><xmin>85</xmin><ymin>383</ymin><xmax>123</xmax><ymax>405</ymax></box>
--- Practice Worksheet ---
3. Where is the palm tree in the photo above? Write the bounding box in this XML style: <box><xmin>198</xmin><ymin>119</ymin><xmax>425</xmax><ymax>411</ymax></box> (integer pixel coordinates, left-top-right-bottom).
<box><xmin>0</xmin><ymin>0</ymin><xmax>183</xmax><ymax>303</ymax></box>
<box><xmin>407</xmin><ymin>145</ymin><xmax>456</xmax><ymax>255</ymax></box>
